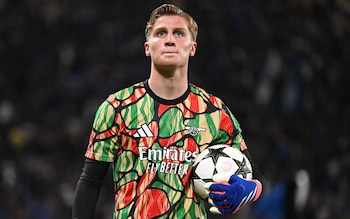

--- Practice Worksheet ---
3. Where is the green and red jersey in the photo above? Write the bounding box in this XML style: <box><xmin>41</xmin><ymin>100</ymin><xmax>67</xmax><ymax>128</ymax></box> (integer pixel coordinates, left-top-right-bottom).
<box><xmin>85</xmin><ymin>80</ymin><xmax>247</xmax><ymax>219</ymax></box>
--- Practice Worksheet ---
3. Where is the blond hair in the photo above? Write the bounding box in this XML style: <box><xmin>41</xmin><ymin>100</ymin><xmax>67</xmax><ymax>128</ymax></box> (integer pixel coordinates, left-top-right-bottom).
<box><xmin>145</xmin><ymin>4</ymin><xmax>198</xmax><ymax>41</ymax></box>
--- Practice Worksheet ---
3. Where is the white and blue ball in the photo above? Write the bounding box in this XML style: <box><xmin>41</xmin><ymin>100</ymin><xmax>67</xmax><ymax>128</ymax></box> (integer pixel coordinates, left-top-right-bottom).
<box><xmin>192</xmin><ymin>144</ymin><xmax>253</xmax><ymax>199</ymax></box>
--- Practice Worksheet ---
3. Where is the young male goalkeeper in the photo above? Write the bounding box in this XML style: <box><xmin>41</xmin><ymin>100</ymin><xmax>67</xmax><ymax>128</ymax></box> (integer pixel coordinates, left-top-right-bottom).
<box><xmin>72</xmin><ymin>4</ymin><xmax>264</xmax><ymax>219</ymax></box>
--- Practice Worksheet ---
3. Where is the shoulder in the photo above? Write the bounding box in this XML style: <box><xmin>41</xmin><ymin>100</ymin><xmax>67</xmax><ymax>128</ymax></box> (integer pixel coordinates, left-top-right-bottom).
<box><xmin>111</xmin><ymin>81</ymin><xmax>146</xmax><ymax>99</ymax></box>
<box><xmin>105</xmin><ymin>81</ymin><xmax>146</xmax><ymax>106</ymax></box>
<box><xmin>95</xmin><ymin>81</ymin><xmax>146</xmax><ymax>113</ymax></box>
<box><xmin>189</xmin><ymin>83</ymin><xmax>225</xmax><ymax>108</ymax></box>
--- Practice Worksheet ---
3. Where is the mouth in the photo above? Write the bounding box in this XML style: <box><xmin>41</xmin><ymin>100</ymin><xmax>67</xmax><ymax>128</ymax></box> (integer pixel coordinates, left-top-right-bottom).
<box><xmin>162</xmin><ymin>50</ymin><xmax>177</xmax><ymax>54</ymax></box>
<box><xmin>163</xmin><ymin>51</ymin><xmax>178</xmax><ymax>56</ymax></box>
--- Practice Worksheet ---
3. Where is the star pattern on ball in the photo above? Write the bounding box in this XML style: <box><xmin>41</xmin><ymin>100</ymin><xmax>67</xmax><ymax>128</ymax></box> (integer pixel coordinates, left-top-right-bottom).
<box><xmin>204</xmin><ymin>147</ymin><xmax>233</xmax><ymax>175</ymax></box>
<box><xmin>205</xmin><ymin>147</ymin><xmax>228</xmax><ymax>164</ymax></box>
<box><xmin>234</xmin><ymin>158</ymin><xmax>252</xmax><ymax>179</ymax></box>
<box><xmin>202</xmin><ymin>146</ymin><xmax>252</xmax><ymax>178</ymax></box>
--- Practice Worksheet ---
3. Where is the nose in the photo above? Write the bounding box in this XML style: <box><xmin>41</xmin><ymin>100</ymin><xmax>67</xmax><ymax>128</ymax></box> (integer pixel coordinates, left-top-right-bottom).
<box><xmin>165</xmin><ymin>34</ymin><xmax>175</xmax><ymax>46</ymax></box>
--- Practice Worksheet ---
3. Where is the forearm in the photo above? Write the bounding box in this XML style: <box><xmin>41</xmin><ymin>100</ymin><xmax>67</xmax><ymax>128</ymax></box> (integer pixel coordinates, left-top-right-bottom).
<box><xmin>72</xmin><ymin>159</ymin><xmax>110</xmax><ymax>219</ymax></box>
<box><xmin>242</xmin><ymin>149</ymin><xmax>265</xmax><ymax>196</ymax></box>
<box><xmin>73</xmin><ymin>179</ymin><xmax>100</xmax><ymax>219</ymax></box>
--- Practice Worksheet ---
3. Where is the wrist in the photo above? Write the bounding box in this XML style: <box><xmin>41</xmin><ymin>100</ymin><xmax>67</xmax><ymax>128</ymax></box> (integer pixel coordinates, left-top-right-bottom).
<box><xmin>251</xmin><ymin>179</ymin><xmax>263</xmax><ymax>203</ymax></box>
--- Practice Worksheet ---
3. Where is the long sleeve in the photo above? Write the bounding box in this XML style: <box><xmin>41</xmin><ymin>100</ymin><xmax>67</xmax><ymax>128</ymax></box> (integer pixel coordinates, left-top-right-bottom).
<box><xmin>72</xmin><ymin>158</ymin><xmax>110</xmax><ymax>219</ymax></box>
<box><xmin>242</xmin><ymin>149</ymin><xmax>266</xmax><ymax>196</ymax></box>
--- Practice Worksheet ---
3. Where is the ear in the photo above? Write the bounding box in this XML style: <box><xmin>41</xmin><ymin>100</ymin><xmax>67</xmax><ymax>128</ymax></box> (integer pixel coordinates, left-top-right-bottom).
<box><xmin>189</xmin><ymin>42</ymin><xmax>197</xmax><ymax>57</ymax></box>
<box><xmin>144</xmin><ymin>42</ymin><xmax>150</xmax><ymax>57</ymax></box>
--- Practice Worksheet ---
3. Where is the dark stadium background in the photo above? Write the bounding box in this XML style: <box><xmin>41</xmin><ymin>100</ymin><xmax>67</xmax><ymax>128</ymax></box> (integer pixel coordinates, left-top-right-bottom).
<box><xmin>1</xmin><ymin>0</ymin><xmax>349</xmax><ymax>218</ymax></box>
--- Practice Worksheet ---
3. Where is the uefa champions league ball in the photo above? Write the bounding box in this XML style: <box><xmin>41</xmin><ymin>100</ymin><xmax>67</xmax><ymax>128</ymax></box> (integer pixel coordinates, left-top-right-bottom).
<box><xmin>191</xmin><ymin>144</ymin><xmax>253</xmax><ymax>199</ymax></box>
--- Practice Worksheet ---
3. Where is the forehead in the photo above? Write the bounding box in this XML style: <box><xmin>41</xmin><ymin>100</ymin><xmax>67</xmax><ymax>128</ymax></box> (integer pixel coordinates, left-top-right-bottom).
<box><xmin>152</xmin><ymin>15</ymin><xmax>189</xmax><ymax>31</ymax></box>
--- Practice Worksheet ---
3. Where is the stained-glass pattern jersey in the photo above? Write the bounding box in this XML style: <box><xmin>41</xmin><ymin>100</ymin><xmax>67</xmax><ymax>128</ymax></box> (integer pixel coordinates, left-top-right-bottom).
<box><xmin>85</xmin><ymin>80</ymin><xmax>247</xmax><ymax>219</ymax></box>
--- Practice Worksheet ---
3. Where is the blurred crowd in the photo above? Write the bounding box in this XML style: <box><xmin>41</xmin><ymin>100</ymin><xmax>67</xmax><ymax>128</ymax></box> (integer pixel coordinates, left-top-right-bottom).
<box><xmin>0</xmin><ymin>0</ymin><xmax>349</xmax><ymax>218</ymax></box>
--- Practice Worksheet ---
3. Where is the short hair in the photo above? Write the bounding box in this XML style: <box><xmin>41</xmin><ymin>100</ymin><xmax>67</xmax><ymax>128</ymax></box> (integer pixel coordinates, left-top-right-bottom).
<box><xmin>145</xmin><ymin>4</ymin><xmax>198</xmax><ymax>42</ymax></box>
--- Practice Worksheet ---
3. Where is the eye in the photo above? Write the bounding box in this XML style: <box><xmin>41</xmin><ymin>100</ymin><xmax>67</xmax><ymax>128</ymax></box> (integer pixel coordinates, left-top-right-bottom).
<box><xmin>174</xmin><ymin>31</ymin><xmax>184</xmax><ymax>37</ymax></box>
<box><xmin>156</xmin><ymin>30</ymin><xmax>166</xmax><ymax>37</ymax></box>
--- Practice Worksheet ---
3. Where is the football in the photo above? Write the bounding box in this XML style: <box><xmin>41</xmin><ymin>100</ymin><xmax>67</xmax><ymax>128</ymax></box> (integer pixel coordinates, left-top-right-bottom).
<box><xmin>191</xmin><ymin>144</ymin><xmax>253</xmax><ymax>199</ymax></box>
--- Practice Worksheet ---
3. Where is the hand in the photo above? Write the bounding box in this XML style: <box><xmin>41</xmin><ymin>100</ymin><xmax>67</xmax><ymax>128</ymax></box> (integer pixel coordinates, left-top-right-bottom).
<box><xmin>205</xmin><ymin>174</ymin><xmax>262</xmax><ymax>215</ymax></box>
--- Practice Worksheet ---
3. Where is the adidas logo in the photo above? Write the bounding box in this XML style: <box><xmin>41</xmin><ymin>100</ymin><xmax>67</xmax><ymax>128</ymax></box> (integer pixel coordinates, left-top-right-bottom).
<box><xmin>133</xmin><ymin>124</ymin><xmax>154</xmax><ymax>138</ymax></box>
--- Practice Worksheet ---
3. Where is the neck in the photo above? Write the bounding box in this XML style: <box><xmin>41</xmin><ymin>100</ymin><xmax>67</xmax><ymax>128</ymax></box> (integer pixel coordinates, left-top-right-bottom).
<box><xmin>148</xmin><ymin>66</ymin><xmax>188</xmax><ymax>100</ymax></box>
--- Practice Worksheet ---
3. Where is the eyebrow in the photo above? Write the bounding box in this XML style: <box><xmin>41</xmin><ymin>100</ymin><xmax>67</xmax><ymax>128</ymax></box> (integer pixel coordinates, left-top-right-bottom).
<box><xmin>153</xmin><ymin>27</ymin><xmax>188</xmax><ymax>33</ymax></box>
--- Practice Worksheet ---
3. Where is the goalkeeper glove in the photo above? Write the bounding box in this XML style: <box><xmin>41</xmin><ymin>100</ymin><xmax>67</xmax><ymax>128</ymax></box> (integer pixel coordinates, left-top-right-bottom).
<box><xmin>205</xmin><ymin>174</ymin><xmax>262</xmax><ymax>215</ymax></box>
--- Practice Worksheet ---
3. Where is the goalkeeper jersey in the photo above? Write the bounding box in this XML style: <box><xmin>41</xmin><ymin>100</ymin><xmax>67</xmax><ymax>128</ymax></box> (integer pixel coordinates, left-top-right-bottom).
<box><xmin>85</xmin><ymin>80</ymin><xmax>246</xmax><ymax>219</ymax></box>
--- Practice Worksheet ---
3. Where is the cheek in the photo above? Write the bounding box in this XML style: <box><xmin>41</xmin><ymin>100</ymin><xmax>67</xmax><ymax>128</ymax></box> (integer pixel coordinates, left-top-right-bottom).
<box><xmin>146</xmin><ymin>41</ymin><xmax>161</xmax><ymax>55</ymax></box>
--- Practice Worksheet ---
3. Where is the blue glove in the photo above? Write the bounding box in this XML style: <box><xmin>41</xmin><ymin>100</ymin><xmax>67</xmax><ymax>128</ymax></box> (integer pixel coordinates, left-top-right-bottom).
<box><xmin>206</xmin><ymin>174</ymin><xmax>262</xmax><ymax>215</ymax></box>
